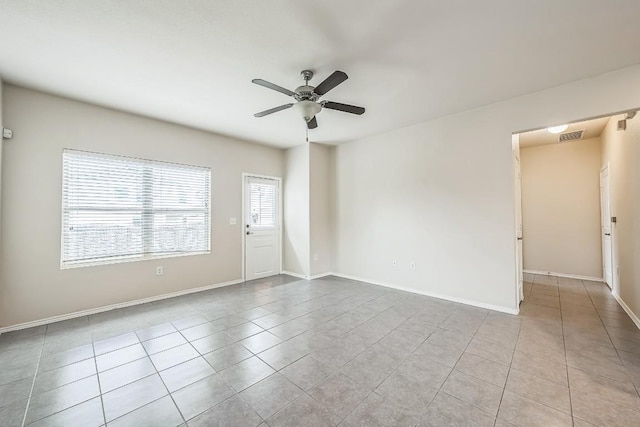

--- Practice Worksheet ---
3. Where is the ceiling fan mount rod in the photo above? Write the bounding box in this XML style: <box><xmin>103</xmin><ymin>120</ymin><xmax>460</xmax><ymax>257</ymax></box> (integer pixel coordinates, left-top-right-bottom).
<box><xmin>300</xmin><ymin>70</ymin><xmax>314</xmax><ymax>83</ymax></box>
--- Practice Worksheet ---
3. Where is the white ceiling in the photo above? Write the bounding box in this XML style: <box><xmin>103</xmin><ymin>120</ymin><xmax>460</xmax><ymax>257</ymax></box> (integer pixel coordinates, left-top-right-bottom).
<box><xmin>519</xmin><ymin>117</ymin><xmax>611</xmax><ymax>149</ymax></box>
<box><xmin>1</xmin><ymin>1</ymin><xmax>640</xmax><ymax>148</ymax></box>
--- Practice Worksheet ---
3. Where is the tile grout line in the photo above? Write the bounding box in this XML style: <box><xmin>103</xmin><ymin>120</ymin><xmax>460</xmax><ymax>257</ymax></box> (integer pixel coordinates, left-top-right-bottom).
<box><xmin>531</xmin><ymin>276</ymin><xmax>578</xmax><ymax>419</ymax></box>
<box><xmin>167</xmin><ymin>318</ymin><xmax>271</xmax><ymax>424</ymax></box>
<box><xmin>90</xmin><ymin>341</ymin><xmax>108</xmax><ymax>426</ymax></box>
<box><xmin>585</xmin><ymin>281</ymin><xmax>640</xmax><ymax>400</ymax></box>
<box><xmin>424</xmin><ymin>311</ymin><xmax>494</xmax><ymax>420</ymax></box>
<box><xmin>492</xmin><ymin>309</ymin><xmax>523</xmax><ymax>427</ymax></box>
<box><xmin>144</xmin><ymin>327</ymin><xmax>192</xmax><ymax>425</ymax></box>
<box><xmin>557</xmin><ymin>275</ymin><xmax>575</xmax><ymax>427</ymax></box>
<box><xmin>513</xmin><ymin>276</ymin><xmax>637</xmax><ymax>420</ymax></box>
<box><xmin>6</xmin><ymin>277</ymin><xmax>304</xmax><ymax>425</ymax></box>
<box><xmin>262</xmin><ymin>297</ymin><xmax>449</xmax><ymax>423</ymax></box>
<box><xmin>268</xmin><ymin>303</ymin><xmax>446</xmax><ymax>425</ymax></box>
<box><xmin>140</xmin><ymin>282</ymin><xmax>385</xmax><ymax>423</ymax></box>
<box><xmin>329</xmin><ymin>310</ymin><xmax>445</xmax><ymax>424</ymax></box>
<box><xmin>20</xmin><ymin>338</ymin><xmax>45</xmax><ymax>427</ymax></box>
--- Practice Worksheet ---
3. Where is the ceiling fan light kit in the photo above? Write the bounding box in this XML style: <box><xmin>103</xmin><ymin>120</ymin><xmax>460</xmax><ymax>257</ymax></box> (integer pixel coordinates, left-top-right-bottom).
<box><xmin>252</xmin><ymin>69</ymin><xmax>365</xmax><ymax>130</ymax></box>
<box><xmin>293</xmin><ymin>100</ymin><xmax>322</xmax><ymax>122</ymax></box>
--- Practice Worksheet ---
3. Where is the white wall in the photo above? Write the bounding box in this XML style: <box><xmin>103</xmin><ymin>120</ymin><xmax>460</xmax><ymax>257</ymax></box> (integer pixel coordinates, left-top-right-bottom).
<box><xmin>310</xmin><ymin>143</ymin><xmax>333</xmax><ymax>276</ymax></box>
<box><xmin>283</xmin><ymin>144</ymin><xmax>310</xmax><ymax>277</ymax></box>
<box><xmin>601</xmin><ymin>114</ymin><xmax>640</xmax><ymax>320</ymax></box>
<box><xmin>520</xmin><ymin>137</ymin><xmax>603</xmax><ymax>278</ymax></box>
<box><xmin>333</xmin><ymin>64</ymin><xmax>640</xmax><ymax>313</ymax></box>
<box><xmin>0</xmin><ymin>85</ymin><xmax>284</xmax><ymax>327</ymax></box>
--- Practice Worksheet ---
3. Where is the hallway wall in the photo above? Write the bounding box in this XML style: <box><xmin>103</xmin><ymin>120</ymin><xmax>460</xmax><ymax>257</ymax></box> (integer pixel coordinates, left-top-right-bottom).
<box><xmin>601</xmin><ymin>115</ymin><xmax>640</xmax><ymax>323</ymax></box>
<box><xmin>520</xmin><ymin>137</ymin><xmax>603</xmax><ymax>278</ymax></box>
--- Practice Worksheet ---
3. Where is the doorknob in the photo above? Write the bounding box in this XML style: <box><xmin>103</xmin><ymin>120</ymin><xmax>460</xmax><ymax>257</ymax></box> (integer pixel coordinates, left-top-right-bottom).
<box><xmin>517</xmin><ymin>237</ymin><xmax>523</xmax><ymax>240</ymax></box>
<box><xmin>246</xmin><ymin>231</ymin><xmax>254</xmax><ymax>235</ymax></box>
<box><xmin>605</xmin><ymin>233</ymin><xmax>611</xmax><ymax>236</ymax></box>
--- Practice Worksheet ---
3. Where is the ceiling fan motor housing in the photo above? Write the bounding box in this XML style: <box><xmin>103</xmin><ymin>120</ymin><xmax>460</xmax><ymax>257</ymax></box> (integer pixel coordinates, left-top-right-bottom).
<box><xmin>294</xmin><ymin>85</ymin><xmax>319</xmax><ymax>102</ymax></box>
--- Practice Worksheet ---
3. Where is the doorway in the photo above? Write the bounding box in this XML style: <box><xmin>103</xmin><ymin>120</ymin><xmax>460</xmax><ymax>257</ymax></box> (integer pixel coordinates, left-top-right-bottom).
<box><xmin>600</xmin><ymin>164</ymin><xmax>613</xmax><ymax>288</ymax></box>
<box><xmin>512</xmin><ymin>114</ymin><xmax>620</xmax><ymax>305</ymax></box>
<box><xmin>243</xmin><ymin>174</ymin><xmax>282</xmax><ymax>281</ymax></box>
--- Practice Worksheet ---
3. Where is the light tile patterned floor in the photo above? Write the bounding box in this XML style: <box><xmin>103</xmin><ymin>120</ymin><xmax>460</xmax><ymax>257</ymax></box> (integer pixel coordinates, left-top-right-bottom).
<box><xmin>1</xmin><ymin>274</ymin><xmax>640</xmax><ymax>426</ymax></box>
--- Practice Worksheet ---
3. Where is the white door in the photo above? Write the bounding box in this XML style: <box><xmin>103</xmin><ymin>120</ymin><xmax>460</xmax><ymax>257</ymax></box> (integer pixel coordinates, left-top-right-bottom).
<box><xmin>600</xmin><ymin>166</ymin><xmax>613</xmax><ymax>288</ymax></box>
<box><xmin>244</xmin><ymin>175</ymin><xmax>281</xmax><ymax>281</ymax></box>
<box><xmin>513</xmin><ymin>134</ymin><xmax>524</xmax><ymax>303</ymax></box>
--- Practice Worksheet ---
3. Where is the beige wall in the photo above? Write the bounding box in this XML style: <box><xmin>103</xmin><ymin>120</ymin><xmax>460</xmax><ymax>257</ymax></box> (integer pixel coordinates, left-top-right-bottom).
<box><xmin>283</xmin><ymin>144</ymin><xmax>310</xmax><ymax>277</ymax></box>
<box><xmin>309</xmin><ymin>143</ymin><xmax>333</xmax><ymax>276</ymax></box>
<box><xmin>520</xmin><ymin>137</ymin><xmax>603</xmax><ymax>278</ymax></box>
<box><xmin>333</xmin><ymin>64</ymin><xmax>640</xmax><ymax>313</ymax></box>
<box><xmin>0</xmin><ymin>85</ymin><xmax>284</xmax><ymax>327</ymax></box>
<box><xmin>601</xmin><ymin>114</ymin><xmax>640</xmax><ymax>320</ymax></box>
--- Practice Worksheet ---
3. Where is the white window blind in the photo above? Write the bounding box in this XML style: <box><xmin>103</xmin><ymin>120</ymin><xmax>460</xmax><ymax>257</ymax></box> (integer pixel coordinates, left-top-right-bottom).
<box><xmin>248</xmin><ymin>178</ymin><xmax>277</xmax><ymax>228</ymax></box>
<box><xmin>62</xmin><ymin>149</ymin><xmax>211</xmax><ymax>267</ymax></box>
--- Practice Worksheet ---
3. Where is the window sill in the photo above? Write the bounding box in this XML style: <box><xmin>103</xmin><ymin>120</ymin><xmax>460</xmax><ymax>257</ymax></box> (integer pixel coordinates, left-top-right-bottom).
<box><xmin>60</xmin><ymin>250</ymin><xmax>211</xmax><ymax>270</ymax></box>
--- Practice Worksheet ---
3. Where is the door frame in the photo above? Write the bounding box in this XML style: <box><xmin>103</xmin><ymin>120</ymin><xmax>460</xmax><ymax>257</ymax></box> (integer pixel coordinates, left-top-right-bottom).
<box><xmin>512</xmin><ymin>134</ymin><xmax>524</xmax><ymax>306</ymax></box>
<box><xmin>600</xmin><ymin>163</ymin><xmax>613</xmax><ymax>289</ymax></box>
<box><xmin>241</xmin><ymin>173</ymin><xmax>283</xmax><ymax>282</ymax></box>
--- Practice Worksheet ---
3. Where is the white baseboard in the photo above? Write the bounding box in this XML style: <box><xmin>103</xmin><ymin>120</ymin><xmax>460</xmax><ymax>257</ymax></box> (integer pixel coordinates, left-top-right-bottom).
<box><xmin>281</xmin><ymin>270</ymin><xmax>307</xmax><ymax>280</ymax></box>
<box><xmin>1</xmin><ymin>270</ymin><xmax>521</xmax><ymax>333</ymax></box>
<box><xmin>329</xmin><ymin>272</ymin><xmax>519</xmax><ymax>315</ymax></box>
<box><xmin>523</xmin><ymin>269</ymin><xmax>604</xmax><ymax>283</ymax></box>
<box><xmin>281</xmin><ymin>271</ymin><xmax>332</xmax><ymax>280</ymax></box>
<box><xmin>612</xmin><ymin>291</ymin><xmax>640</xmax><ymax>330</ymax></box>
<box><xmin>0</xmin><ymin>278</ymin><xmax>244</xmax><ymax>334</ymax></box>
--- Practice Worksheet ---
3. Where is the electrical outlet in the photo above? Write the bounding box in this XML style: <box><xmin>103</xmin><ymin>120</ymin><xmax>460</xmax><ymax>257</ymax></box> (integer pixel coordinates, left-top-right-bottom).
<box><xmin>229</xmin><ymin>217</ymin><xmax>237</xmax><ymax>225</ymax></box>
<box><xmin>392</xmin><ymin>259</ymin><xmax>397</xmax><ymax>268</ymax></box>
<box><xmin>409</xmin><ymin>261</ymin><xmax>416</xmax><ymax>270</ymax></box>
<box><xmin>313</xmin><ymin>253</ymin><xmax>319</xmax><ymax>261</ymax></box>
<box><xmin>156</xmin><ymin>266</ymin><xmax>163</xmax><ymax>276</ymax></box>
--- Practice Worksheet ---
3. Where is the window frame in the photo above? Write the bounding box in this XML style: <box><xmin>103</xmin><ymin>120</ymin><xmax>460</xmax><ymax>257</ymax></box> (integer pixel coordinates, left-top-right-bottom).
<box><xmin>60</xmin><ymin>149</ymin><xmax>211</xmax><ymax>269</ymax></box>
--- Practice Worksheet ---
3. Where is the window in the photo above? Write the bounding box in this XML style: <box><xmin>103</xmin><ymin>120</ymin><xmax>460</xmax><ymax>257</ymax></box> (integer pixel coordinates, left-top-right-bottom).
<box><xmin>247</xmin><ymin>177</ymin><xmax>278</xmax><ymax>228</ymax></box>
<box><xmin>62</xmin><ymin>149</ymin><xmax>211</xmax><ymax>268</ymax></box>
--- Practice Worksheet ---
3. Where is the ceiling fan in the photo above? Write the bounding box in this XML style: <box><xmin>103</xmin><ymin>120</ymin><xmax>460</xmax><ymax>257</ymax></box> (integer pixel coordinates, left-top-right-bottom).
<box><xmin>252</xmin><ymin>70</ymin><xmax>365</xmax><ymax>129</ymax></box>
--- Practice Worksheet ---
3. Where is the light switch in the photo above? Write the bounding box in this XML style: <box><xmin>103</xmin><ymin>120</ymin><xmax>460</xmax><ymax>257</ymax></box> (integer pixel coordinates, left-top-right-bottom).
<box><xmin>229</xmin><ymin>217</ymin><xmax>237</xmax><ymax>225</ymax></box>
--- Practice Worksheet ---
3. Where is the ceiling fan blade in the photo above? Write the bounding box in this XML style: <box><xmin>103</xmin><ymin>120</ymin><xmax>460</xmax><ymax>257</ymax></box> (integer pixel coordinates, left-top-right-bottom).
<box><xmin>322</xmin><ymin>101</ymin><xmax>365</xmax><ymax>115</ymax></box>
<box><xmin>313</xmin><ymin>71</ymin><xmax>348</xmax><ymax>96</ymax></box>
<box><xmin>307</xmin><ymin>116</ymin><xmax>318</xmax><ymax>129</ymax></box>
<box><xmin>254</xmin><ymin>103</ymin><xmax>294</xmax><ymax>117</ymax></box>
<box><xmin>252</xmin><ymin>79</ymin><xmax>296</xmax><ymax>97</ymax></box>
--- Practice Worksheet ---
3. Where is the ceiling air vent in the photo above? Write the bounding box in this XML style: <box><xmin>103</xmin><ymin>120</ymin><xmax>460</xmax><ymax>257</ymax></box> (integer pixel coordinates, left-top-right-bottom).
<box><xmin>558</xmin><ymin>129</ymin><xmax>584</xmax><ymax>142</ymax></box>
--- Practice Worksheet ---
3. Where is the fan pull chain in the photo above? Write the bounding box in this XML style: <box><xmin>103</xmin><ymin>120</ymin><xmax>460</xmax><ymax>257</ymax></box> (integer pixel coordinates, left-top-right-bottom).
<box><xmin>306</xmin><ymin>126</ymin><xmax>309</xmax><ymax>143</ymax></box>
